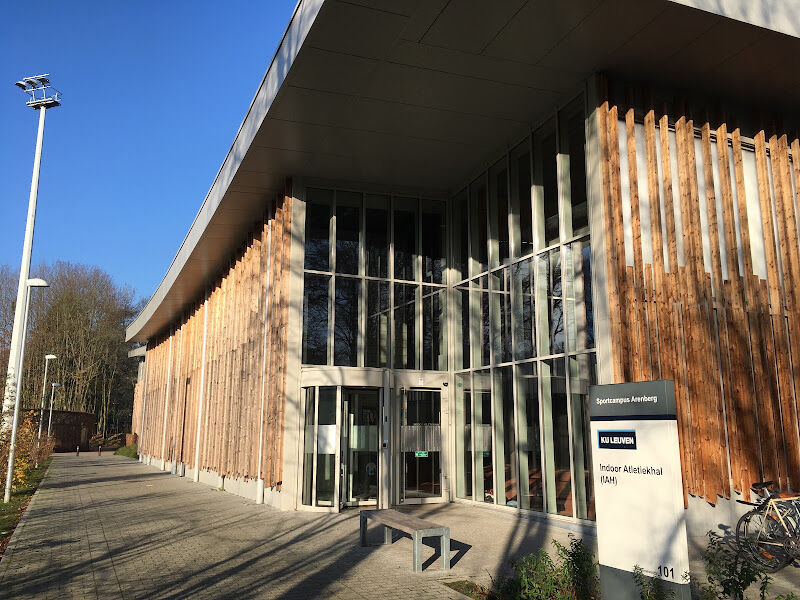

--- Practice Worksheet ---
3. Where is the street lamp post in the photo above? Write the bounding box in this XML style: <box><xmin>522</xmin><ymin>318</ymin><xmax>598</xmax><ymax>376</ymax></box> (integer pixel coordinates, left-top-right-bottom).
<box><xmin>3</xmin><ymin>278</ymin><xmax>49</xmax><ymax>503</ymax></box>
<box><xmin>37</xmin><ymin>355</ymin><xmax>57</xmax><ymax>440</ymax></box>
<box><xmin>47</xmin><ymin>383</ymin><xmax>61</xmax><ymax>438</ymax></box>
<box><xmin>34</xmin><ymin>354</ymin><xmax>57</xmax><ymax>468</ymax></box>
<box><xmin>2</xmin><ymin>75</ymin><xmax>61</xmax><ymax>433</ymax></box>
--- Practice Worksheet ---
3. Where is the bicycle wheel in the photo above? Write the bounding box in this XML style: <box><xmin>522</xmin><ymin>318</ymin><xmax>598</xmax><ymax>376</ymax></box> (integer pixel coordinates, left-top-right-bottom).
<box><xmin>736</xmin><ymin>509</ymin><xmax>793</xmax><ymax>572</ymax></box>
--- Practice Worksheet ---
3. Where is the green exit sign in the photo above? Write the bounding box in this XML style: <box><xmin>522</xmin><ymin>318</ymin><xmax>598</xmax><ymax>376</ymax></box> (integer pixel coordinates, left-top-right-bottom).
<box><xmin>414</xmin><ymin>451</ymin><xmax>428</xmax><ymax>458</ymax></box>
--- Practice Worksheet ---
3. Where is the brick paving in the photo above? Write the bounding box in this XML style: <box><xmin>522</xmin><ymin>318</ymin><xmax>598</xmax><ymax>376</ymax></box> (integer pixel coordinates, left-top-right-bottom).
<box><xmin>0</xmin><ymin>454</ymin><xmax>592</xmax><ymax>599</ymax></box>
<box><xmin>3</xmin><ymin>454</ymin><xmax>796</xmax><ymax>599</ymax></box>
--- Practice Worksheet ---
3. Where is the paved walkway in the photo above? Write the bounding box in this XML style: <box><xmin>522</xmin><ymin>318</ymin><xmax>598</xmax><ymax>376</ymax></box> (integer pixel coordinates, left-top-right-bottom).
<box><xmin>3</xmin><ymin>455</ymin><xmax>797</xmax><ymax>599</ymax></box>
<box><xmin>0</xmin><ymin>454</ymin><xmax>592</xmax><ymax>599</ymax></box>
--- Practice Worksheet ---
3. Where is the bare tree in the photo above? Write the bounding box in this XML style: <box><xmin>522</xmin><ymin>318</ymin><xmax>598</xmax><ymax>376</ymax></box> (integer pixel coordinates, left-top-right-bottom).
<box><xmin>0</xmin><ymin>262</ymin><xmax>143</xmax><ymax>434</ymax></box>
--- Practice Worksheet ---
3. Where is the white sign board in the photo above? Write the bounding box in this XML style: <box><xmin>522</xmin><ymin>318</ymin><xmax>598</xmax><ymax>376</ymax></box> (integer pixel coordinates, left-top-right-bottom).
<box><xmin>589</xmin><ymin>380</ymin><xmax>690</xmax><ymax>600</ymax></box>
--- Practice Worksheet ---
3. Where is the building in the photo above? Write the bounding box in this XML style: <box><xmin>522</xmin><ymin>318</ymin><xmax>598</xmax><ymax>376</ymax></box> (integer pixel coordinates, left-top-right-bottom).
<box><xmin>32</xmin><ymin>409</ymin><xmax>96</xmax><ymax>452</ymax></box>
<box><xmin>129</xmin><ymin>0</ymin><xmax>800</xmax><ymax>530</ymax></box>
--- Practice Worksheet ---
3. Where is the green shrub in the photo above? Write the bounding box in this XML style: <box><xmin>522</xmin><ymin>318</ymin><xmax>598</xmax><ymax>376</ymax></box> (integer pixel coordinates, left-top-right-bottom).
<box><xmin>691</xmin><ymin>531</ymin><xmax>771</xmax><ymax>600</ymax></box>
<box><xmin>633</xmin><ymin>565</ymin><xmax>674</xmax><ymax>600</ymax></box>
<box><xmin>114</xmin><ymin>444</ymin><xmax>138</xmax><ymax>459</ymax></box>
<box><xmin>497</xmin><ymin>535</ymin><xmax>599</xmax><ymax>600</ymax></box>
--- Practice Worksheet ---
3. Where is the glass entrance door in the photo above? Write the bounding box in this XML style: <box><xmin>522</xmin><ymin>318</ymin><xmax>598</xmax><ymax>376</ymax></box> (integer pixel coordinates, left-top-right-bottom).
<box><xmin>301</xmin><ymin>386</ymin><xmax>380</xmax><ymax>510</ymax></box>
<box><xmin>340</xmin><ymin>388</ymin><xmax>379</xmax><ymax>506</ymax></box>
<box><xmin>399</xmin><ymin>389</ymin><xmax>443</xmax><ymax>503</ymax></box>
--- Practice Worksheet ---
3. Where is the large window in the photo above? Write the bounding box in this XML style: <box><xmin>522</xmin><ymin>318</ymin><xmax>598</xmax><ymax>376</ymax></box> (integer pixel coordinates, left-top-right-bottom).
<box><xmin>300</xmin><ymin>93</ymin><xmax>595</xmax><ymax>521</ymax></box>
<box><xmin>453</xmin><ymin>94</ymin><xmax>596</xmax><ymax>521</ymax></box>
<box><xmin>302</xmin><ymin>189</ymin><xmax>447</xmax><ymax>370</ymax></box>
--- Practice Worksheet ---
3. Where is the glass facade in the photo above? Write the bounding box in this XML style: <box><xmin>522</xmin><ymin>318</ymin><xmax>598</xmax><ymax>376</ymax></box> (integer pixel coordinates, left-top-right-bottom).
<box><xmin>452</xmin><ymin>96</ymin><xmax>596</xmax><ymax>520</ymax></box>
<box><xmin>300</xmin><ymin>94</ymin><xmax>596</xmax><ymax>521</ymax></box>
<box><xmin>303</xmin><ymin>191</ymin><xmax>448</xmax><ymax>370</ymax></box>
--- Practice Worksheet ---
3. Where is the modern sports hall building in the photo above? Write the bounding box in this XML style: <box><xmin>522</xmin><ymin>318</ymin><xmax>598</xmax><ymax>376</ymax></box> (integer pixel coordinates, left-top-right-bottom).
<box><xmin>129</xmin><ymin>0</ymin><xmax>800</xmax><ymax>529</ymax></box>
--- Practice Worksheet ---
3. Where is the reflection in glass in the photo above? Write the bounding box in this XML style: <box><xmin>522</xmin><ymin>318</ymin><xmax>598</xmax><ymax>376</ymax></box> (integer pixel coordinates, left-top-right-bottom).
<box><xmin>454</xmin><ymin>286</ymin><xmax>470</xmax><ymax>370</ymax></box>
<box><xmin>472</xmin><ymin>278</ymin><xmax>490</xmax><ymax>367</ymax></box>
<box><xmin>394</xmin><ymin>283</ymin><xmax>417</xmax><ymax>369</ymax></box>
<box><xmin>455</xmin><ymin>373</ymin><xmax>472</xmax><ymax>500</ymax></box>
<box><xmin>422</xmin><ymin>286</ymin><xmax>446</xmax><ymax>371</ymax></box>
<box><xmin>302</xmin><ymin>273</ymin><xmax>329</xmax><ymax>365</ymax></box>
<box><xmin>304</xmin><ymin>188</ymin><xmax>333</xmax><ymax>271</ymax></box>
<box><xmin>541</xmin><ymin>359</ymin><xmax>572</xmax><ymax>516</ymax></box>
<box><xmin>512</xmin><ymin>258</ymin><xmax>535</xmax><ymax>360</ymax></box>
<box><xmin>538</xmin><ymin>250</ymin><xmax>564</xmax><ymax>355</ymax></box>
<box><xmin>473</xmin><ymin>369</ymin><xmax>493</xmax><ymax>503</ymax></box>
<box><xmin>569</xmin><ymin>354</ymin><xmax>596</xmax><ymax>520</ymax></box>
<box><xmin>394</xmin><ymin>197</ymin><xmax>418</xmax><ymax>281</ymax></box>
<box><xmin>422</xmin><ymin>200</ymin><xmax>446</xmax><ymax>284</ymax></box>
<box><xmin>491</xmin><ymin>269</ymin><xmax>512</xmax><ymax>364</ymax></box>
<box><xmin>490</xmin><ymin>158</ymin><xmax>510</xmax><ymax>266</ymax></box>
<box><xmin>315</xmin><ymin>387</ymin><xmax>337</xmax><ymax>507</ymax></box>
<box><xmin>365</xmin><ymin>280</ymin><xmax>389</xmax><ymax>367</ymax></box>
<box><xmin>343</xmin><ymin>389</ymin><xmax>379</xmax><ymax>502</ymax></box>
<box><xmin>452</xmin><ymin>190</ymin><xmax>469</xmax><ymax>282</ymax></box>
<box><xmin>336</xmin><ymin>191</ymin><xmax>361</xmax><ymax>275</ymax></box>
<box><xmin>365</xmin><ymin>194</ymin><xmax>389</xmax><ymax>278</ymax></box>
<box><xmin>334</xmin><ymin>277</ymin><xmax>360</xmax><ymax>366</ymax></box>
<box><xmin>494</xmin><ymin>366</ymin><xmax>517</xmax><ymax>506</ymax></box>
<box><xmin>301</xmin><ymin>388</ymin><xmax>315</xmax><ymax>506</ymax></box>
<box><xmin>402</xmin><ymin>390</ymin><xmax>442</xmax><ymax>499</ymax></box>
<box><xmin>516</xmin><ymin>362</ymin><xmax>543</xmax><ymax>511</ymax></box>
<box><xmin>566</xmin><ymin>240</ymin><xmax>594</xmax><ymax>351</ymax></box>
<box><xmin>470</xmin><ymin>177</ymin><xmax>488</xmax><ymax>275</ymax></box>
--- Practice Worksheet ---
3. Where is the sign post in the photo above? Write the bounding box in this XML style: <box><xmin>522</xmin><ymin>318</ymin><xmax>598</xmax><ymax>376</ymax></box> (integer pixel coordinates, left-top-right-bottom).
<box><xmin>589</xmin><ymin>380</ymin><xmax>690</xmax><ymax>600</ymax></box>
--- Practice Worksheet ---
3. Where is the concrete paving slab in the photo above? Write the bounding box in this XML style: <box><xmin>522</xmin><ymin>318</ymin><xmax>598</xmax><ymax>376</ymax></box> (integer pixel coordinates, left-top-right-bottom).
<box><xmin>1</xmin><ymin>455</ymin><xmax>797</xmax><ymax>599</ymax></box>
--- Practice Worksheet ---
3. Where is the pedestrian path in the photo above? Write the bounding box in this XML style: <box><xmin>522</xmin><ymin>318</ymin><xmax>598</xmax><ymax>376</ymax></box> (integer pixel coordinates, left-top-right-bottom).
<box><xmin>0</xmin><ymin>454</ymin><xmax>590</xmax><ymax>599</ymax></box>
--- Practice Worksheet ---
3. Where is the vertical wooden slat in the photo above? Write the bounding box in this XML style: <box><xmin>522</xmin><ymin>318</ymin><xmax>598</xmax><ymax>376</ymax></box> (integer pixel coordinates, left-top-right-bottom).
<box><xmin>625</xmin><ymin>106</ymin><xmax>651</xmax><ymax>380</ymax></box>
<box><xmin>598</xmin><ymin>99</ymin><xmax>625</xmax><ymax>382</ymax></box>
<box><xmin>755</xmin><ymin>132</ymin><xmax>799</xmax><ymax>490</ymax></box>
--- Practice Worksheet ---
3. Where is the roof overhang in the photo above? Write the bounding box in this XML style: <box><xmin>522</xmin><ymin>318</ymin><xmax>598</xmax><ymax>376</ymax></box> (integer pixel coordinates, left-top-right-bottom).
<box><xmin>127</xmin><ymin>0</ymin><xmax>800</xmax><ymax>343</ymax></box>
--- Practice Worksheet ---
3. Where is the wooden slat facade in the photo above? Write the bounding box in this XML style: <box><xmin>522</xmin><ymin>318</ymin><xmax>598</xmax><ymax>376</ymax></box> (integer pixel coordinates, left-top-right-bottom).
<box><xmin>597</xmin><ymin>81</ymin><xmax>800</xmax><ymax>502</ymax></box>
<box><xmin>132</xmin><ymin>186</ymin><xmax>293</xmax><ymax>488</ymax></box>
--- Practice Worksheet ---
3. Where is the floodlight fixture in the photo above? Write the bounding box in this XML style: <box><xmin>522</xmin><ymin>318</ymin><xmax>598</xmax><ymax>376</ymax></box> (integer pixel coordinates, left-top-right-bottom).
<box><xmin>14</xmin><ymin>73</ymin><xmax>61</xmax><ymax>109</ymax></box>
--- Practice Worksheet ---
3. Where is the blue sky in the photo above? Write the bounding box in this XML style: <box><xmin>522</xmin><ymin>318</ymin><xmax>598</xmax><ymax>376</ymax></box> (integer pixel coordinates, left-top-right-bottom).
<box><xmin>0</xmin><ymin>1</ymin><xmax>297</xmax><ymax>302</ymax></box>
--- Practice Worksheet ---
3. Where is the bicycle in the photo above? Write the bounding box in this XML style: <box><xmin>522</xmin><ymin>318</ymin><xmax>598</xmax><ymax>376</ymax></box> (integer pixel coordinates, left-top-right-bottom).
<box><xmin>735</xmin><ymin>480</ymin><xmax>800</xmax><ymax>572</ymax></box>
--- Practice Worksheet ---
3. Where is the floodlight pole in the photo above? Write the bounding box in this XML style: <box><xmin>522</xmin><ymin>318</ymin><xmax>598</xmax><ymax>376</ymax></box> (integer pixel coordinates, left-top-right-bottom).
<box><xmin>2</xmin><ymin>106</ymin><xmax>48</xmax><ymax>433</ymax></box>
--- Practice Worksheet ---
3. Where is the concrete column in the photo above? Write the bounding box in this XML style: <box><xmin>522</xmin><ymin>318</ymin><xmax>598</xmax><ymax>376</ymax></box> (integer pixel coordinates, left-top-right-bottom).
<box><xmin>193</xmin><ymin>291</ymin><xmax>210</xmax><ymax>483</ymax></box>
<box><xmin>159</xmin><ymin>333</ymin><xmax>174</xmax><ymax>470</ymax></box>
<box><xmin>280</xmin><ymin>182</ymin><xmax>305</xmax><ymax>510</ymax></box>
<box><xmin>256</xmin><ymin>219</ymin><xmax>273</xmax><ymax>504</ymax></box>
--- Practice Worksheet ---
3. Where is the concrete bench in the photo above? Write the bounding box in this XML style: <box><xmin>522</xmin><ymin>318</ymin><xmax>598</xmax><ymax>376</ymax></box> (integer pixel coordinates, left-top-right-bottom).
<box><xmin>359</xmin><ymin>509</ymin><xmax>450</xmax><ymax>572</ymax></box>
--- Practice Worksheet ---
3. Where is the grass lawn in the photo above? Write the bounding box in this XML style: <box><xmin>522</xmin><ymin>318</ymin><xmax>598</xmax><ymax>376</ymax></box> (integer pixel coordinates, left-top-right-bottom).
<box><xmin>0</xmin><ymin>457</ymin><xmax>51</xmax><ymax>558</ymax></box>
<box><xmin>114</xmin><ymin>444</ymin><xmax>138</xmax><ymax>459</ymax></box>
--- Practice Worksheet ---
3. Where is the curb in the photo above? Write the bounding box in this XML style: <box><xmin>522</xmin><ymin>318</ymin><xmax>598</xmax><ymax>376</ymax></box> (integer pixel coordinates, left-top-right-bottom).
<box><xmin>0</xmin><ymin>458</ymin><xmax>53</xmax><ymax>578</ymax></box>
